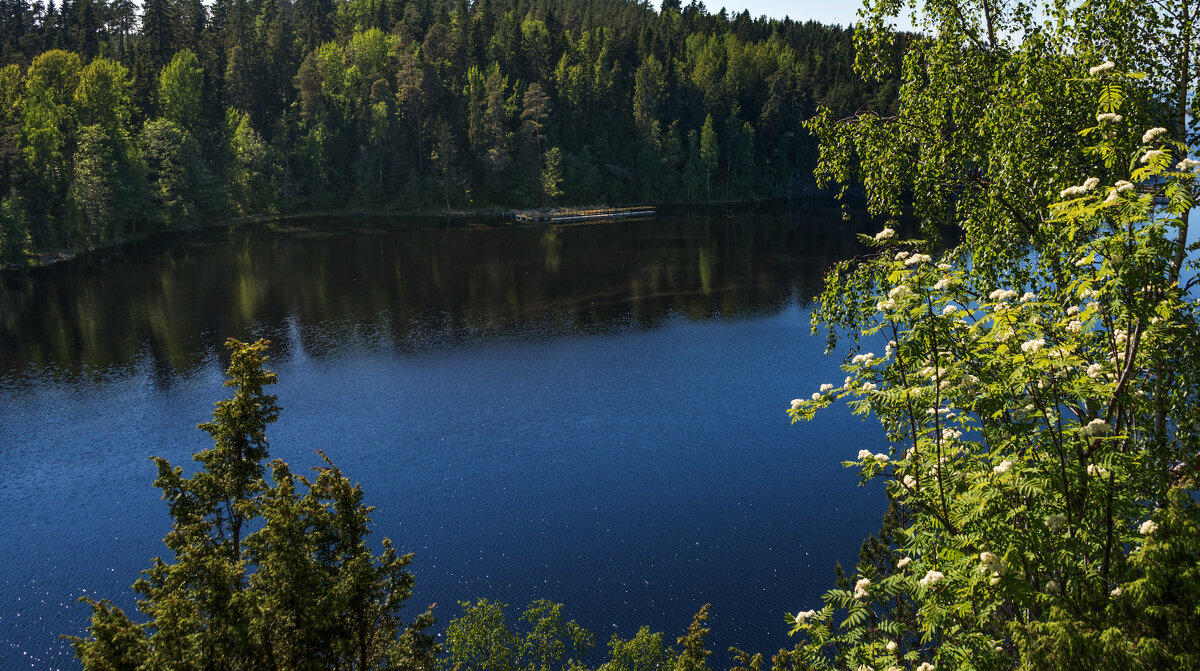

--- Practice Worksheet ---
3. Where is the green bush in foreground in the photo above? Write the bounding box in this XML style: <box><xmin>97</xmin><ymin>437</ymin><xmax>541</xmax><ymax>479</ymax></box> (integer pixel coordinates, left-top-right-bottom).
<box><xmin>787</xmin><ymin>0</ymin><xmax>1200</xmax><ymax>668</ymax></box>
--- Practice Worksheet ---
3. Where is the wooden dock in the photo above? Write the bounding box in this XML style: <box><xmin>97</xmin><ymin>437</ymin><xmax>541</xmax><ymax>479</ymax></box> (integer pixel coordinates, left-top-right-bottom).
<box><xmin>506</xmin><ymin>206</ymin><xmax>656</xmax><ymax>223</ymax></box>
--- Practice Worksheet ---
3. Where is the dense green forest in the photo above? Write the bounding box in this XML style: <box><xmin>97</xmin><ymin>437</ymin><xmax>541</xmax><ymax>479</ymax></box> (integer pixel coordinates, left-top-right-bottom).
<box><xmin>0</xmin><ymin>0</ymin><xmax>902</xmax><ymax>263</ymax></box>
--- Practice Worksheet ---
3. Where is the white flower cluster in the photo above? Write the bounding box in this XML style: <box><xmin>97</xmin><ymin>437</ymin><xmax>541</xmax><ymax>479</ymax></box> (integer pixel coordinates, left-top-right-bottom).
<box><xmin>861</xmin><ymin>382</ymin><xmax>878</xmax><ymax>392</ymax></box>
<box><xmin>1086</xmin><ymin>363</ymin><xmax>1104</xmax><ymax>378</ymax></box>
<box><xmin>1067</xmin><ymin>305</ymin><xmax>1080</xmax><ymax>315</ymax></box>
<box><xmin>886</xmin><ymin>640</ymin><xmax>898</xmax><ymax>652</ymax></box>
<box><xmin>1081</xmin><ymin>418</ymin><xmax>1111</xmax><ymax>437</ymax></box>
<box><xmin>904</xmin><ymin>253</ymin><xmax>932</xmax><ymax>266</ymax></box>
<box><xmin>1067</xmin><ymin>320</ymin><xmax>1083</xmax><ymax>332</ymax></box>
<box><xmin>1045</xmin><ymin>514</ymin><xmax>1067</xmax><ymax>531</ymax></box>
<box><xmin>1142</xmin><ymin>127</ymin><xmax>1167</xmax><ymax>143</ymax></box>
<box><xmin>790</xmin><ymin>399</ymin><xmax>803</xmax><ymax>409</ymax></box>
<box><xmin>988</xmin><ymin>288</ymin><xmax>1018</xmax><ymax>303</ymax></box>
<box><xmin>1096</xmin><ymin>112</ymin><xmax>1122</xmax><ymax>123</ymax></box>
<box><xmin>919</xmin><ymin>570</ymin><xmax>944</xmax><ymax>588</ymax></box>
<box><xmin>811</xmin><ymin>392</ymin><xmax>822</xmax><ymax>400</ymax></box>
<box><xmin>933</xmin><ymin>277</ymin><xmax>952</xmax><ymax>290</ymax></box>
<box><xmin>1020</xmin><ymin>338</ymin><xmax>1046</xmax><ymax>353</ymax></box>
<box><xmin>858</xmin><ymin>449</ymin><xmax>872</xmax><ymax>460</ymax></box>
<box><xmin>1045</xmin><ymin>580</ymin><xmax>1061</xmax><ymax>595</ymax></box>
<box><xmin>1021</xmin><ymin>291</ymin><xmax>1037</xmax><ymax>302</ymax></box>
<box><xmin>854</xmin><ymin>577</ymin><xmax>871</xmax><ymax>599</ymax></box>
<box><xmin>1059</xmin><ymin>177</ymin><xmax>1100</xmax><ymax>199</ymax></box>
<box><xmin>942</xmin><ymin>304</ymin><xmax>959</xmax><ymax>315</ymax></box>
<box><xmin>879</xmin><ymin>285</ymin><xmax>915</xmax><ymax>311</ymax></box>
<box><xmin>1087</xmin><ymin>463</ymin><xmax>1108</xmax><ymax>476</ymax></box>
<box><xmin>903</xmin><ymin>474</ymin><xmax>918</xmax><ymax>491</ymax></box>
<box><xmin>941</xmin><ymin>428</ymin><xmax>962</xmax><ymax>441</ymax></box>
<box><xmin>896</xmin><ymin>556</ymin><xmax>912</xmax><ymax>569</ymax></box>
<box><xmin>1177</xmin><ymin>158</ymin><xmax>1200</xmax><ymax>171</ymax></box>
<box><xmin>794</xmin><ymin>609</ymin><xmax>817</xmax><ymax>625</ymax></box>
<box><xmin>851</xmin><ymin>352</ymin><xmax>876</xmax><ymax>365</ymax></box>
<box><xmin>979</xmin><ymin>552</ymin><xmax>1005</xmax><ymax>584</ymax></box>
<box><xmin>1115</xmin><ymin>180</ymin><xmax>1134</xmax><ymax>193</ymax></box>
<box><xmin>1141</xmin><ymin>149</ymin><xmax>1167</xmax><ymax>164</ymax></box>
<box><xmin>874</xmin><ymin>227</ymin><xmax>896</xmax><ymax>241</ymax></box>
<box><xmin>1089</xmin><ymin>60</ymin><xmax>1114</xmax><ymax>75</ymax></box>
<box><xmin>1139</xmin><ymin>519</ymin><xmax>1158</xmax><ymax>535</ymax></box>
<box><xmin>993</xmin><ymin>459</ymin><xmax>1014</xmax><ymax>475</ymax></box>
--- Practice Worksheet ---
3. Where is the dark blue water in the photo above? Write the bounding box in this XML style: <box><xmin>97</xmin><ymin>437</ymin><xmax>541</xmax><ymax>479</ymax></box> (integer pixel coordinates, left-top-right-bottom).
<box><xmin>0</xmin><ymin>211</ymin><xmax>889</xmax><ymax>669</ymax></box>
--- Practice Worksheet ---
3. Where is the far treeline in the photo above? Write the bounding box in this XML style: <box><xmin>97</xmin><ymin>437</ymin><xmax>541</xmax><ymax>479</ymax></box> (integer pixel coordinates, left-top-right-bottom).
<box><xmin>0</xmin><ymin>0</ymin><xmax>904</xmax><ymax>263</ymax></box>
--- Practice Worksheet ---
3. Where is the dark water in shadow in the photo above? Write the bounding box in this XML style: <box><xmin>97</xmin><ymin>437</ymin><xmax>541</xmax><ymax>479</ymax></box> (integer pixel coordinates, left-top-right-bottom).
<box><xmin>0</xmin><ymin>207</ymin><xmax>890</xmax><ymax>669</ymax></box>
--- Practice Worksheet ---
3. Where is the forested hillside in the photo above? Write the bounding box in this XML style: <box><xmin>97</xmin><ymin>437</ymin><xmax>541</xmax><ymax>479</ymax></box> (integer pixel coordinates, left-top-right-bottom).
<box><xmin>0</xmin><ymin>0</ymin><xmax>903</xmax><ymax>262</ymax></box>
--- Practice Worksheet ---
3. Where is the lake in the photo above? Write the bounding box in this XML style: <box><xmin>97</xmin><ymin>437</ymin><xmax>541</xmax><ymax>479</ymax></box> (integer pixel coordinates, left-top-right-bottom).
<box><xmin>0</xmin><ymin>208</ymin><xmax>889</xmax><ymax>669</ymax></box>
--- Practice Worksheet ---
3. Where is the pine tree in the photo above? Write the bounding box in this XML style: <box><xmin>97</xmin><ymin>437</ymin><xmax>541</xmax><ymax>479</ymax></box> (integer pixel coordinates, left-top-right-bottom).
<box><xmin>69</xmin><ymin>339</ymin><xmax>438</xmax><ymax>670</ymax></box>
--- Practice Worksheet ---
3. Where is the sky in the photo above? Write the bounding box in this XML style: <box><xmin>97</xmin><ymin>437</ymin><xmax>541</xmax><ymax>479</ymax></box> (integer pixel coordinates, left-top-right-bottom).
<box><xmin>677</xmin><ymin>0</ymin><xmax>866</xmax><ymax>26</ymax></box>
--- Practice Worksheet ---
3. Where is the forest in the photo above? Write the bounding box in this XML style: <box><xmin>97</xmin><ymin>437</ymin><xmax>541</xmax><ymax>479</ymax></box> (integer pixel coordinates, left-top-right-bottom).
<box><xmin>0</xmin><ymin>0</ymin><xmax>902</xmax><ymax>263</ymax></box>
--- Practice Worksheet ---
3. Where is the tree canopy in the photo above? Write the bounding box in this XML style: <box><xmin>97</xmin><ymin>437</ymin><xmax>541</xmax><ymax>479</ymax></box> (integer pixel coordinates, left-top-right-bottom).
<box><xmin>0</xmin><ymin>0</ymin><xmax>904</xmax><ymax>264</ymax></box>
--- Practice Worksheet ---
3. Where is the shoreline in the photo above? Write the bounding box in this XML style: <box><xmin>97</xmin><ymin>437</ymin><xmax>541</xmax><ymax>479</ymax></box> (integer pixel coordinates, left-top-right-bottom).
<box><xmin>1</xmin><ymin>196</ymin><xmax>844</xmax><ymax>275</ymax></box>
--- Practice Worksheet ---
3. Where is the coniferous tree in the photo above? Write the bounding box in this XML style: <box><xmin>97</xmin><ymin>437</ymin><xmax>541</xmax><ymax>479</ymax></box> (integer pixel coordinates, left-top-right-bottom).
<box><xmin>133</xmin><ymin>0</ymin><xmax>172</xmax><ymax>111</ymax></box>
<box><xmin>70</xmin><ymin>339</ymin><xmax>438</xmax><ymax>670</ymax></box>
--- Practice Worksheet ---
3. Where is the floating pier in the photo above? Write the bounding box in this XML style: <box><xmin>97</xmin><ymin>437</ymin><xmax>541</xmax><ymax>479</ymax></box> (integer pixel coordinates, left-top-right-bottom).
<box><xmin>506</xmin><ymin>206</ymin><xmax>656</xmax><ymax>223</ymax></box>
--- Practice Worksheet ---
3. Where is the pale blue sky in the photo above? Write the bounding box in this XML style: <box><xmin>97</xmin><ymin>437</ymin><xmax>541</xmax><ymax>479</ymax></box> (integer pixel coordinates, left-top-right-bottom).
<box><xmin>682</xmin><ymin>0</ymin><xmax>866</xmax><ymax>26</ymax></box>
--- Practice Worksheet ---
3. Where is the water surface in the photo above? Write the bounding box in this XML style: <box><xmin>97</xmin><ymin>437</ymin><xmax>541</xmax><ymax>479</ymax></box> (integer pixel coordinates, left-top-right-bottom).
<box><xmin>0</xmin><ymin>209</ymin><xmax>889</xmax><ymax>669</ymax></box>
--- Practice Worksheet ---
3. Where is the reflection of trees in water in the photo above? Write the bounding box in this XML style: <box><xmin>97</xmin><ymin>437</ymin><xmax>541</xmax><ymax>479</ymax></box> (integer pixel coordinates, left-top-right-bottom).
<box><xmin>0</xmin><ymin>208</ymin><xmax>882</xmax><ymax>378</ymax></box>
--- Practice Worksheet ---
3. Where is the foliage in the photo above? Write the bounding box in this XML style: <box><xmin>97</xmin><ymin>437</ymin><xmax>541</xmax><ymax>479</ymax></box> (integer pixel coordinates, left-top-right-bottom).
<box><xmin>444</xmin><ymin>599</ymin><xmax>593</xmax><ymax>671</ymax></box>
<box><xmin>0</xmin><ymin>188</ymin><xmax>27</xmax><ymax>262</ymax></box>
<box><xmin>0</xmin><ymin>0</ymin><xmax>908</xmax><ymax>262</ymax></box>
<box><xmin>226</xmin><ymin>107</ymin><xmax>275</xmax><ymax>215</ymax></box>
<box><xmin>788</xmin><ymin>1</ymin><xmax>1200</xmax><ymax>669</ymax></box>
<box><xmin>441</xmin><ymin>599</ymin><xmax>713</xmax><ymax>671</ymax></box>
<box><xmin>75</xmin><ymin>57</ymin><xmax>132</xmax><ymax>131</ymax></box>
<box><xmin>69</xmin><ymin>123</ymin><xmax>132</xmax><ymax>246</ymax></box>
<box><xmin>157</xmin><ymin>49</ymin><xmax>203</xmax><ymax>130</ymax></box>
<box><xmin>20</xmin><ymin>49</ymin><xmax>80</xmax><ymax>244</ymax></box>
<box><xmin>68</xmin><ymin>339</ymin><xmax>438</xmax><ymax>670</ymax></box>
<box><xmin>140</xmin><ymin>117</ymin><xmax>217</xmax><ymax>228</ymax></box>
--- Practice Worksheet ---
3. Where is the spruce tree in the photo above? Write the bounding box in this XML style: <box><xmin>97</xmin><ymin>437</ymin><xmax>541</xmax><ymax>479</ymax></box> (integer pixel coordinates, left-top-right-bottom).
<box><xmin>69</xmin><ymin>339</ymin><xmax>437</xmax><ymax>670</ymax></box>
